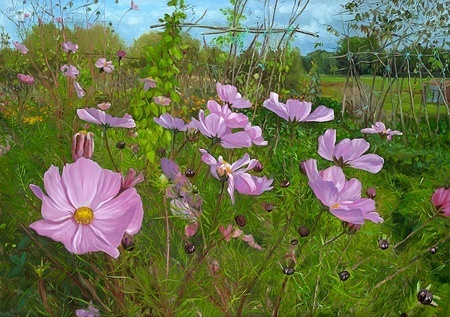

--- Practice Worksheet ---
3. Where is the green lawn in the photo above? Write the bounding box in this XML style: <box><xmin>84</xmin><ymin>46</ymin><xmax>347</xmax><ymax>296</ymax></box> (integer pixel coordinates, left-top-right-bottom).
<box><xmin>320</xmin><ymin>74</ymin><xmax>450</xmax><ymax>116</ymax></box>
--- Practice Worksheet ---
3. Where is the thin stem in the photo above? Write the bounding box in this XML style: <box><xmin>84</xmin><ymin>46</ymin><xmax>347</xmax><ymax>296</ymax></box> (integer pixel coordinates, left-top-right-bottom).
<box><xmin>163</xmin><ymin>195</ymin><xmax>171</xmax><ymax>280</ymax></box>
<box><xmin>322</xmin><ymin>231</ymin><xmax>344</xmax><ymax>247</ymax></box>
<box><xmin>103</xmin><ymin>128</ymin><xmax>119</xmax><ymax>172</ymax></box>
<box><xmin>271</xmin><ymin>276</ymin><xmax>289</xmax><ymax>317</ymax></box>
<box><xmin>393</xmin><ymin>216</ymin><xmax>436</xmax><ymax>250</ymax></box>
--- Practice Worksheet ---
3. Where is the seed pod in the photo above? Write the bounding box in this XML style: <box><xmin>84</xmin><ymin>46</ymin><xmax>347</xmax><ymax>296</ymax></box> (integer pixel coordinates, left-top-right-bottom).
<box><xmin>264</xmin><ymin>203</ymin><xmax>274</xmax><ymax>212</ymax></box>
<box><xmin>378</xmin><ymin>239</ymin><xmax>389</xmax><ymax>250</ymax></box>
<box><xmin>417</xmin><ymin>289</ymin><xmax>433</xmax><ymax>305</ymax></box>
<box><xmin>253</xmin><ymin>161</ymin><xmax>264</xmax><ymax>173</ymax></box>
<box><xmin>429</xmin><ymin>247</ymin><xmax>437</xmax><ymax>254</ymax></box>
<box><xmin>116</xmin><ymin>141</ymin><xmax>126</xmax><ymax>149</ymax></box>
<box><xmin>339</xmin><ymin>270</ymin><xmax>350</xmax><ymax>281</ymax></box>
<box><xmin>282</xmin><ymin>267</ymin><xmax>295</xmax><ymax>275</ymax></box>
<box><xmin>184</xmin><ymin>243</ymin><xmax>196</xmax><ymax>254</ymax></box>
<box><xmin>298</xmin><ymin>226</ymin><xmax>310</xmax><ymax>237</ymax></box>
<box><xmin>279</xmin><ymin>180</ymin><xmax>290</xmax><ymax>188</ymax></box>
<box><xmin>290</xmin><ymin>239</ymin><xmax>298</xmax><ymax>245</ymax></box>
<box><xmin>235</xmin><ymin>215</ymin><xmax>246</xmax><ymax>227</ymax></box>
<box><xmin>185</xmin><ymin>168</ymin><xmax>196</xmax><ymax>178</ymax></box>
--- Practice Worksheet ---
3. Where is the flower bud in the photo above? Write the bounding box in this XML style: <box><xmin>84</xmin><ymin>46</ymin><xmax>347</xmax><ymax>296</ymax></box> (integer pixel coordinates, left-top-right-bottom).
<box><xmin>121</xmin><ymin>233</ymin><xmax>134</xmax><ymax>250</ymax></box>
<box><xmin>264</xmin><ymin>202</ymin><xmax>274</xmax><ymax>212</ymax></box>
<box><xmin>429</xmin><ymin>247</ymin><xmax>437</xmax><ymax>254</ymax></box>
<box><xmin>282</xmin><ymin>267</ymin><xmax>295</xmax><ymax>275</ymax></box>
<box><xmin>298</xmin><ymin>225</ymin><xmax>310</xmax><ymax>237</ymax></box>
<box><xmin>157</xmin><ymin>148</ymin><xmax>166</xmax><ymax>157</ymax></box>
<box><xmin>184</xmin><ymin>242</ymin><xmax>196</xmax><ymax>254</ymax></box>
<box><xmin>71</xmin><ymin>131</ymin><xmax>94</xmax><ymax>161</ymax></box>
<box><xmin>299</xmin><ymin>161</ymin><xmax>307</xmax><ymax>175</ymax></box>
<box><xmin>279</xmin><ymin>179</ymin><xmax>290</xmax><ymax>188</ymax></box>
<box><xmin>253</xmin><ymin>161</ymin><xmax>264</xmax><ymax>173</ymax></box>
<box><xmin>378</xmin><ymin>238</ymin><xmax>389</xmax><ymax>250</ymax></box>
<box><xmin>116</xmin><ymin>141</ymin><xmax>126</xmax><ymax>149</ymax></box>
<box><xmin>417</xmin><ymin>289</ymin><xmax>433</xmax><ymax>305</ymax></box>
<box><xmin>366</xmin><ymin>187</ymin><xmax>376</xmax><ymax>199</ymax></box>
<box><xmin>342</xmin><ymin>221</ymin><xmax>361</xmax><ymax>234</ymax></box>
<box><xmin>339</xmin><ymin>270</ymin><xmax>350</xmax><ymax>281</ymax></box>
<box><xmin>234</xmin><ymin>215</ymin><xmax>246</xmax><ymax>227</ymax></box>
<box><xmin>185</xmin><ymin>168</ymin><xmax>196</xmax><ymax>178</ymax></box>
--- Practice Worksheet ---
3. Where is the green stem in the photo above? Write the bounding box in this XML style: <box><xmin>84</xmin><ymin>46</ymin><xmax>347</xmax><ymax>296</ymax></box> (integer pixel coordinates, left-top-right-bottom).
<box><xmin>393</xmin><ymin>215</ymin><xmax>436</xmax><ymax>250</ymax></box>
<box><xmin>103</xmin><ymin>128</ymin><xmax>119</xmax><ymax>172</ymax></box>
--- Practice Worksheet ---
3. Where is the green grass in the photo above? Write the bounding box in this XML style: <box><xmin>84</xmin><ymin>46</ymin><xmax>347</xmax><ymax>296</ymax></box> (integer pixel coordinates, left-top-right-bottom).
<box><xmin>320</xmin><ymin>74</ymin><xmax>450</xmax><ymax>116</ymax></box>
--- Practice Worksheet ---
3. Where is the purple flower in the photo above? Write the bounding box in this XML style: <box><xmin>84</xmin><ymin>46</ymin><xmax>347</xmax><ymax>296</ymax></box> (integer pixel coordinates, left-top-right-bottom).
<box><xmin>71</xmin><ymin>131</ymin><xmax>94</xmax><ymax>161</ymax></box>
<box><xmin>95</xmin><ymin>58</ymin><xmax>114</xmax><ymax>73</ymax></box>
<box><xmin>216</xmin><ymin>82</ymin><xmax>252</xmax><ymax>108</ymax></box>
<box><xmin>74</xmin><ymin>82</ymin><xmax>85</xmax><ymax>98</ymax></box>
<box><xmin>131</xmin><ymin>0</ymin><xmax>139</xmax><ymax>10</ymax></box>
<box><xmin>318</xmin><ymin>129</ymin><xmax>384</xmax><ymax>173</ymax></box>
<box><xmin>29</xmin><ymin>158</ymin><xmax>144</xmax><ymax>258</ymax></box>
<box><xmin>17</xmin><ymin>74</ymin><xmax>35</xmax><ymax>84</ymax></box>
<box><xmin>207</xmin><ymin>100</ymin><xmax>248</xmax><ymax>128</ymax></box>
<box><xmin>191</xmin><ymin>110</ymin><xmax>251</xmax><ymax>148</ymax></box>
<box><xmin>263</xmin><ymin>92</ymin><xmax>334</xmax><ymax>122</ymax></box>
<box><xmin>139</xmin><ymin>77</ymin><xmax>156</xmax><ymax>91</ymax></box>
<box><xmin>244</xmin><ymin>123</ymin><xmax>267</xmax><ymax>146</ymax></box>
<box><xmin>77</xmin><ymin>108</ymin><xmax>136</xmax><ymax>128</ymax></box>
<box><xmin>153</xmin><ymin>96</ymin><xmax>171</xmax><ymax>106</ymax></box>
<box><xmin>97</xmin><ymin>102</ymin><xmax>111</xmax><ymax>111</ymax></box>
<box><xmin>304</xmin><ymin>159</ymin><xmax>383</xmax><ymax>225</ymax></box>
<box><xmin>116</xmin><ymin>50</ymin><xmax>126</xmax><ymax>61</ymax></box>
<box><xmin>13</xmin><ymin>41</ymin><xmax>28</xmax><ymax>54</ymax></box>
<box><xmin>200</xmin><ymin>149</ymin><xmax>271</xmax><ymax>204</ymax></box>
<box><xmin>60</xmin><ymin>64</ymin><xmax>79</xmax><ymax>79</ymax></box>
<box><xmin>432</xmin><ymin>187</ymin><xmax>450</xmax><ymax>217</ymax></box>
<box><xmin>76</xmin><ymin>301</ymin><xmax>99</xmax><ymax>317</ymax></box>
<box><xmin>154</xmin><ymin>113</ymin><xmax>187</xmax><ymax>132</ymax></box>
<box><xmin>62</xmin><ymin>41</ymin><xmax>78</xmax><ymax>53</ymax></box>
<box><xmin>361</xmin><ymin>121</ymin><xmax>403</xmax><ymax>141</ymax></box>
<box><xmin>219</xmin><ymin>224</ymin><xmax>262</xmax><ymax>250</ymax></box>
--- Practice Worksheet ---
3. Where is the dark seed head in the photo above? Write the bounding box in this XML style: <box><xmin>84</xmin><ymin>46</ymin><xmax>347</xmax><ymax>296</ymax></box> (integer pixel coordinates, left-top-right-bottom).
<box><xmin>418</xmin><ymin>289</ymin><xmax>433</xmax><ymax>305</ymax></box>
<box><xmin>157</xmin><ymin>148</ymin><xmax>166</xmax><ymax>157</ymax></box>
<box><xmin>429</xmin><ymin>247</ymin><xmax>437</xmax><ymax>254</ymax></box>
<box><xmin>298</xmin><ymin>225</ymin><xmax>310</xmax><ymax>237</ymax></box>
<box><xmin>378</xmin><ymin>239</ymin><xmax>389</xmax><ymax>250</ymax></box>
<box><xmin>279</xmin><ymin>180</ymin><xmax>290</xmax><ymax>188</ymax></box>
<box><xmin>282</xmin><ymin>267</ymin><xmax>295</xmax><ymax>275</ymax></box>
<box><xmin>299</xmin><ymin>161</ymin><xmax>307</xmax><ymax>175</ymax></box>
<box><xmin>264</xmin><ymin>203</ymin><xmax>274</xmax><ymax>212</ymax></box>
<box><xmin>339</xmin><ymin>270</ymin><xmax>350</xmax><ymax>281</ymax></box>
<box><xmin>290</xmin><ymin>239</ymin><xmax>298</xmax><ymax>245</ymax></box>
<box><xmin>116</xmin><ymin>141</ymin><xmax>126</xmax><ymax>149</ymax></box>
<box><xmin>235</xmin><ymin>215</ymin><xmax>246</xmax><ymax>227</ymax></box>
<box><xmin>185</xmin><ymin>168</ymin><xmax>196</xmax><ymax>178</ymax></box>
<box><xmin>184</xmin><ymin>243</ymin><xmax>196</xmax><ymax>254</ymax></box>
<box><xmin>400</xmin><ymin>314</ymin><xmax>408</xmax><ymax>317</ymax></box>
<box><xmin>253</xmin><ymin>161</ymin><xmax>264</xmax><ymax>173</ymax></box>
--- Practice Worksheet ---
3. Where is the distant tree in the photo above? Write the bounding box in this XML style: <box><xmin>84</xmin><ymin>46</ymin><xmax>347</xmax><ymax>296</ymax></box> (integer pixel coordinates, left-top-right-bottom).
<box><xmin>335</xmin><ymin>35</ymin><xmax>381</xmax><ymax>74</ymax></box>
<box><xmin>302</xmin><ymin>50</ymin><xmax>337</xmax><ymax>74</ymax></box>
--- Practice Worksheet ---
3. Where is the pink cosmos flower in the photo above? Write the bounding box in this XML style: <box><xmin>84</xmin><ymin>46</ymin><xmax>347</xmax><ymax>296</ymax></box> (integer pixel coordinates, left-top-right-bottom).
<box><xmin>97</xmin><ymin>102</ymin><xmax>111</xmax><ymax>111</ymax></box>
<box><xmin>77</xmin><ymin>108</ymin><xmax>136</xmax><ymax>129</ymax></box>
<box><xmin>116</xmin><ymin>50</ymin><xmax>126</xmax><ymax>61</ymax></box>
<box><xmin>71</xmin><ymin>131</ymin><xmax>94</xmax><ymax>161</ymax></box>
<box><xmin>154</xmin><ymin>113</ymin><xmax>187</xmax><ymax>132</ymax></box>
<box><xmin>121</xmin><ymin>168</ymin><xmax>144</xmax><ymax>191</ymax></box>
<box><xmin>153</xmin><ymin>96</ymin><xmax>171</xmax><ymax>106</ymax></box>
<box><xmin>200</xmin><ymin>149</ymin><xmax>272</xmax><ymax>204</ymax></box>
<box><xmin>75</xmin><ymin>301</ymin><xmax>99</xmax><ymax>317</ymax></box>
<box><xmin>131</xmin><ymin>1</ymin><xmax>139</xmax><ymax>10</ymax></box>
<box><xmin>74</xmin><ymin>82</ymin><xmax>85</xmax><ymax>98</ymax></box>
<box><xmin>432</xmin><ymin>187</ymin><xmax>450</xmax><ymax>217</ymax></box>
<box><xmin>13</xmin><ymin>41</ymin><xmax>28</xmax><ymax>54</ymax></box>
<box><xmin>219</xmin><ymin>224</ymin><xmax>262</xmax><ymax>250</ymax></box>
<box><xmin>244</xmin><ymin>123</ymin><xmax>267</xmax><ymax>146</ymax></box>
<box><xmin>60</xmin><ymin>64</ymin><xmax>79</xmax><ymax>79</ymax></box>
<box><xmin>318</xmin><ymin>129</ymin><xmax>384</xmax><ymax>173</ymax></box>
<box><xmin>361</xmin><ymin>121</ymin><xmax>403</xmax><ymax>141</ymax></box>
<box><xmin>216</xmin><ymin>82</ymin><xmax>252</xmax><ymax>108</ymax></box>
<box><xmin>95</xmin><ymin>58</ymin><xmax>114</xmax><ymax>73</ymax></box>
<box><xmin>191</xmin><ymin>110</ymin><xmax>251</xmax><ymax>148</ymax></box>
<box><xmin>304</xmin><ymin>159</ymin><xmax>383</xmax><ymax>225</ymax></box>
<box><xmin>207</xmin><ymin>100</ymin><xmax>248</xmax><ymax>128</ymax></box>
<box><xmin>62</xmin><ymin>41</ymin><xmax>78</xmax><ymax>53</ymax></box>
<box><xmin>139</xmin><ymin>77</ymin><xmax>156</xmax><ymax>91</ymax></box>
<box><xmin>29</xmin><ymin>158</ymin><xmax>144</xmax><ymax>258</ymax></box>
<box><xmin>263</xmin><ymin>92</ymin><xmax>334</xmax><ymax>123</ymax></box>
<box><xmin>17</xmin><ymin>74</ymin><xmax>35</xmax><ymax>84</ymax></box>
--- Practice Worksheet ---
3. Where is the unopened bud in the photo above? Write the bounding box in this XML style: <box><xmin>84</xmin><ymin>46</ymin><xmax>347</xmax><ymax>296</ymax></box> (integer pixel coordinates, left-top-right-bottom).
<box><xmin>342</xmin><ymin>221</ymin><xmax>361</xmax><ymax>234</ymax></box>
<box><xmin>234</xmin><ymin>215</ymin><xmax>246</xmax><ymax>227</ymax></box>
<box><xmin>71</xmin><ymin>131</ymin><xmax>94</xmax><ymax>161</ymax></box>
<box><xmin>366</xmin><ymin>187</ymin><xmax>376</xmax><ymax>199</ymax></box>
<box><xmin>264</xmin><ymin>203</ymin><xmax>274</xmax><ymax>212</ymax></box>
<box><xmin>299</xmin><ymin>161</ymin><xmax>307</xmax><ymax>175</ymax></box>
<box><xmin>279</xmin><ymin>179</ymin><xmax>290</xmax><ymax>188</ymax></box>
<box><xmin>121</xmin><ymin>233</ymin><xmax>134</xmax><ymax>250</ymax></box>
<box><xmin>116</xmin><ymin>141</ymin><xmax>126</xmax><ymax>149</ymax></box>
<box><xmin>253</xmin><ymin>161</ymin><xmax>263</xmax><ymax>173</ymax></box>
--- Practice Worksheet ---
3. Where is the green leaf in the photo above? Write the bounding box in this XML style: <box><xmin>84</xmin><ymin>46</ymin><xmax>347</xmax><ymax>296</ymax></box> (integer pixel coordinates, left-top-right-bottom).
<box><xmin>9</xmin><ymin>255</ymin><xmax>22</xmax><ymax>266</ymax></box>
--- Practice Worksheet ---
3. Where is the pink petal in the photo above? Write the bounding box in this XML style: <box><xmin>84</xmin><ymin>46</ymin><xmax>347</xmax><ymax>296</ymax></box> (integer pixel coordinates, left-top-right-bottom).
<box><xmin>349</xmin><ymin>154</ymin><xmax>384</xmax><ymax>173</ymax></box>
<box><xmin>305</xmin><ymin>105</ymin><xmax>334</xmax><ymax>122</ymax></box>
<box><xmin>318</xmin><ymin>129</ymin><xmax>336</xmax><ymax>161</ymax></box>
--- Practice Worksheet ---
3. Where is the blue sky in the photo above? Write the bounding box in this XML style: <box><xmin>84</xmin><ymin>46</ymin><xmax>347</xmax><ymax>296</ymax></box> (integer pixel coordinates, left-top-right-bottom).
<box><xmin>1</xmin><ymin>0</ymin><xmax>350</xmax><ymax>54</ymax></box>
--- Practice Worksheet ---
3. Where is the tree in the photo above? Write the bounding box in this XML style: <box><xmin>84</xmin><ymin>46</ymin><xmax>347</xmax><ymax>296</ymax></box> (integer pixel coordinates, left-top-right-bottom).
<box><xmin>302</xmin><ymin>50</ymin><xmax>337</xmax><ymax>74</ymax></box>
<box><xmin>335</xmin><ymin>35</ymin><xmax>381</xmax><ymax>74</ymax></box>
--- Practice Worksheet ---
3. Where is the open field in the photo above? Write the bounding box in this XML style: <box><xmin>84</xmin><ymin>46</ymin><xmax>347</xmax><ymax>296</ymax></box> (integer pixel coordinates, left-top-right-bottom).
<box><xmin>321</xmin><ymin>74</ymin><xmax>450</xmax><ymax>116</ymax></box>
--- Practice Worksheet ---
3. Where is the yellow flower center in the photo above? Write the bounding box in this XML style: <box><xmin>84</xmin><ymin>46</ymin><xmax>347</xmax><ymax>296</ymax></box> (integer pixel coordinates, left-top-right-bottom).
<box><xmin>331</xmin><ymin>203</ymin><xmax>340</xmax><ymax>209</ymax></box>
<box><xmin>73</xmin><ymin>206</ymin><xmax>94</xmax><ymax>225</ymax></box>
